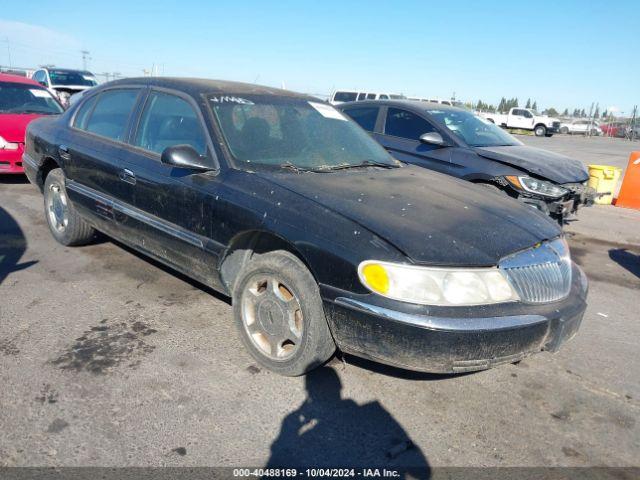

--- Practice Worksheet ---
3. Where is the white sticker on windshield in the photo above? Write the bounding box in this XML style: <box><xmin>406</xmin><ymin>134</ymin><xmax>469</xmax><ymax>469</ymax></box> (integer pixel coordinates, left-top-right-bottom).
<box><xmin>30</xmin><ymin>89</ymin><xmax>50</xmax><ymax>98</ymax></box>
<box><xmin>308</xmin><ymin>101</ymin><xmax>347</xmax><ymax>121</ymax></box>
<box><xmin>210</xmin><ymin>96</ymin><xmax>254</xmax><ymax>105</ymax></box>
<box><xmin>82</xmin><ymin>75</ymin><xmax>95</xmax><ymax>81</ymax></box>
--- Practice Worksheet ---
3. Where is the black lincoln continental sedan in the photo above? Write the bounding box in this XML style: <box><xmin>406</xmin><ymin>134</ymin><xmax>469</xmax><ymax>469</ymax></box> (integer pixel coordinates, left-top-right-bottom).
<box><xmin>23</xmin><ymin>78</ymin><xmax>588</xmax><ymax>376</ymax></box>
<box><xmin>337</xmin><ymin>100</ymin><xmax>595</xmax><ymax>224</ymax></box>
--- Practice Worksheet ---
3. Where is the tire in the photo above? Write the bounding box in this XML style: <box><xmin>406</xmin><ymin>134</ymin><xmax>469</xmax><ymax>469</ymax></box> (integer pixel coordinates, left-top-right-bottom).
<box><xmin>559</xmin><ymin>127</ymin><xmax>569</xmax><ymax>134</ymax></box>
<box><xmin>43</xmin><ymin>168</ymin><xmax>95</xmax><ymax>246</ymax></box>
<box><xmin>534</xmin><ymin>125</ymin><xmax>547</xmax><ymax>137</ymax></box>
<box><xmin>232</xmin><ymin>250</ymin><xmax>335</xmax><ymax>376</ymax></box>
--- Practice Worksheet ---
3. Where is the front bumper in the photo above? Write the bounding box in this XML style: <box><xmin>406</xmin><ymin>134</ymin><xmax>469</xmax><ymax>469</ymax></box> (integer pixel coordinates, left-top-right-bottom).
<box><xmin>321</xmin><ymin>263</ymin><xmax>587</xmax><ymax>373</ymax></box>
<box><xmin>0</xmin><ymin>143</ymin><xmax>25</xmax><ymax>174</ymax></box>
<box><xmin>518</xmin><ymin>184</ymin><xmax>596</xmax><ymax>222</ymax></box>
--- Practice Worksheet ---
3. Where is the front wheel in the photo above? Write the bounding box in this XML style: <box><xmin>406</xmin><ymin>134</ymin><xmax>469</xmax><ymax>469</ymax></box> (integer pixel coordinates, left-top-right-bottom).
<box><xmin>43</xmin><ymin>168</ymin><xmax>95</xmax><ymax>246</ymax></box>
<box><xmin>534</xmin><ymin>125</ymin><xmax>547</xmax><ymax>137</ymax></box>
<box><xmin>559</xmin><ymin>127</ymin><xmax>569</xmax><ymax>134</ymax></box>
<box><xmin>233</xmin><ymin>250</ymin><xmax>336</xmax><ymax>376</ymax></box>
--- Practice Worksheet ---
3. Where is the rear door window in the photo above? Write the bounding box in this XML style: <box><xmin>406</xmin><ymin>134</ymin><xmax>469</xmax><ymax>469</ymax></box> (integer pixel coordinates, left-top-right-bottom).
<box><xmin>384</xmin><ymin>108</ymin><xmax>435</xmax><ymax>140</ymax></box>
<box><xmin>83</xmin><ymin>89</ymin><xmax>140</xmax><ymax>142</ymax></box>
<box><xmin>357</xmin><ymin>93</ymin><xmax>367</xmax><ymax>101</ymax></box>
<box><xmin>342</xmin><ymin>106</ymin><xmax>379</xmax><ymax>132</ymax></box>
<box><xmin>133</xmin><ymin>91</ymin><xmax>208</xmax><ymax>156</ymax></box>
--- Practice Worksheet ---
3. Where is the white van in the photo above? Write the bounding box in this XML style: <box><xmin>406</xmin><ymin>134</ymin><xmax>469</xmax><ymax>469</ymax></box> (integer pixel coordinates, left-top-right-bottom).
<box><xmin>330</xmin><ymin>90</ymin><xmax>404</xmax><ymax>105</ymax></box>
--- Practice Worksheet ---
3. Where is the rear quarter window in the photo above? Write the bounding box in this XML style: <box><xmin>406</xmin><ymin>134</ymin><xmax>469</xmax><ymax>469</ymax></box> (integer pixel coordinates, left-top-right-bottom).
<box><xmin>342</xmin><ymin>107</ymin><xmax>379</xmax><ymax>132</ymax></box>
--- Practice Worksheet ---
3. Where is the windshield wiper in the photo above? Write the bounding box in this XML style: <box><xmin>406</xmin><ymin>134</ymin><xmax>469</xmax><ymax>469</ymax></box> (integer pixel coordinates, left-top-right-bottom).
<box><xmin>315</xmin><ymin>159</ymin><xmax>399</xmax><ymax>171</ymax></box>
<box><xmin>280</xmin><ymin>162</ymin><xmax>313</xmax><ymax>173</ymax></box>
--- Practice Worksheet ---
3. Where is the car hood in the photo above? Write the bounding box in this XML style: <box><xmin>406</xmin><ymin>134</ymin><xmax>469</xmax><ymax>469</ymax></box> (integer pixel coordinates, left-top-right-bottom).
<box><xmin>256</xmin><ymin>165</ymin><xmax>561</xmax><ymax>266</ymax></box>
<box><xmin>474</xmin><ymin>145</ymin><xmax>589</xmax><ymax>184</ymax></box>
<box><xmin>0</xmin><ymin>113</ymin><xmax>43</xmax><ymax>142</ymax></box>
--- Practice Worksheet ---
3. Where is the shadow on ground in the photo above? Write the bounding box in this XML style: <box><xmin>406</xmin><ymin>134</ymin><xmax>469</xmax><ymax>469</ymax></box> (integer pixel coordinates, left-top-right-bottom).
<box><xmin>0</xmin><ymin>206</ymin><xmax>37</xmax><ymax>284</ymax></box>
<box><xmin>609</xmin><ymin>248</ymin><xmax>640</xmax><ymax>280</ymax></box>
<box><xmin>266</xmin><ymin>367</ymin><xmax>431</xmax><ymax>478</ymax></box>
<box><xmin>0</xmin><ymin>174</ymin><xmax>29</xmax><ymax>185</ymax></box>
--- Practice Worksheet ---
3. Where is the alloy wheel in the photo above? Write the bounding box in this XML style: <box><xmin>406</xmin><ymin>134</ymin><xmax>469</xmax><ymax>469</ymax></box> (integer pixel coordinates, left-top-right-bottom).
<box><xmin>240</xmin><ymin>274</ymin><xmax>304</xmax><ymax>360</ymax></box>
<box><xmin>46</xmin><ymin>182</ymin><xmax>69</xmax><ymax>233</ymax></box>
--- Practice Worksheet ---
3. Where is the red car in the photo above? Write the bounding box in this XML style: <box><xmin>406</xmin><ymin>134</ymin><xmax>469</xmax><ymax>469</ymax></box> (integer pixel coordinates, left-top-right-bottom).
<box><xmin>0</xmin><ymin>73</ymin><xmax>64</xmax><ymax>174</ymax></box>
<box><xmin>600</xmin><ymin>122</ymin><xmax>627</xmax><ymax>138</ymax></box>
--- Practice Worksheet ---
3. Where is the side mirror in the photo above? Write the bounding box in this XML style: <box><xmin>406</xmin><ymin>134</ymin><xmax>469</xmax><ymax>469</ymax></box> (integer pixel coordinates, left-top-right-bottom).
<box><xmin>419</xmin><ymin>132</ymin><xmax>446</xmax><ymax>146</ymax></box>
<box><xmin>160</xmin><ymin>145</ymin><xmax>209</xmax><ymax>171</ymax></box>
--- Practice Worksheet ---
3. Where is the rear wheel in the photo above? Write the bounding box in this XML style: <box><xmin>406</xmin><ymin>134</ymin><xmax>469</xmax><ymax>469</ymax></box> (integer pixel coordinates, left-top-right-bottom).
<box><xmin>233</xmin><ymin>250</ymin><xmax>335</xmax><ymax>376</ymax></box>
<box><xmin>43</xmin><ymin>168</ymin><xmax>95</xmax><ymax>246</ymax></box>
<box><xmin>534</xmin><ymin>125</ymin><xmax>547</xmax><ymax>137</ymax></box>
<box><xmin>559</xmin><ymin>126</ymin><xmax>569</xmax><ymax>134</ymax></box>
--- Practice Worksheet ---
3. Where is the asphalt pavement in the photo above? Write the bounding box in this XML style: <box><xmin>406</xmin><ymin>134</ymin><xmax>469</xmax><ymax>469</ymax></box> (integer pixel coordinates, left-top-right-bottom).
<box><xmin>1</xmin><ymin>137</ymin><xmax>639</xmax><ymax>471</ymax></box>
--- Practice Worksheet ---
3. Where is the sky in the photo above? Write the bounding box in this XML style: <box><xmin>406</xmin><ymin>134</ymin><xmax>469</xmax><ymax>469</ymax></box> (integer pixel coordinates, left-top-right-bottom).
<box><xmin>1</xmin><ymin>0</ymin><xmax>638</xmax><ymax>115</ymax></box>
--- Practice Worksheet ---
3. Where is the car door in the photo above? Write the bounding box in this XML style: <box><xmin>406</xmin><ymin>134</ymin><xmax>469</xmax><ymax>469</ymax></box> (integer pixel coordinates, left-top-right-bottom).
<box><xmin>121</xmin><ymin>88</ymin><xmax>224</xmax><ymax>287</ymax></box>
<box><xmin>508</xmin><ymin>109</ymin><xmax>526</xmax><ymax>129</ymax></box>
<box><xmin>60</xmin><ymin>88</ymin><xmax>143</xmax><ymax>237</ymax></box>
<box><xmin>521</xmin><ymin>110</ymin><xmax>535</xmax><ymax>129</ymax></box>
<box><xmin>373</xmin><ymin>107</ymin><xmax>452</xmax><ymax>175</ymax></box>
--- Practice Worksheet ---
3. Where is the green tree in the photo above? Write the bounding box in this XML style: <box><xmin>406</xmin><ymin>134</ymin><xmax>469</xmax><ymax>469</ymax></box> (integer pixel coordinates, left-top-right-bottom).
<box><xmin>602</xmin><ymin>109</ymin><xmax>608</xmax><ymax>118</ymax></box>
<box><xmin>594</xmin><ymin>106</ymin><xmax>600</xmax><ymax>118</ymax></box>
<box><xmin>562</xmin><ymin>108</ymin><xmax>569</xmax><ymax>116</ymax></box>
<box><xmin>532</xmin><ymin>101</ymin><xmax>538</xmax><ymax>111</ymax></box>
<box><xmin>580</xmin><ymin>109</ymin><xmax>586</xmax><ymax>117</ymax></box>
<box><xmin>525</xmin><ymin>98</ymin><xmax>531</xmax><ymax>108</ymax></box>
<box><xmin>545</xmin><ymin>107</ymin><xmax>559</xmax><ymax>116</ymax></box>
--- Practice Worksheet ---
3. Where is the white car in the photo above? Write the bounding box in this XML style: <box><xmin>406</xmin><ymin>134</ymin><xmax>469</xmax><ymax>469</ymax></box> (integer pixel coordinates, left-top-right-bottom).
<box><xmin>559</xmin><ymin>119</ymin><xmax>601</xmax><ymax>135</ymax></box>
<box><xmin>30</xmin><ymin>68</ymin><xmax>97</xmax><ymax>107</ymax></box>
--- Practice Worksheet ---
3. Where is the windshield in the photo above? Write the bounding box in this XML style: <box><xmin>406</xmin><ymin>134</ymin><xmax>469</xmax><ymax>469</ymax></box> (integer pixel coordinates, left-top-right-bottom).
<box><xmin>210</xmin><ymin>95</ymin><xmax>398</xmax><ymax>171</ymax></box>
<box><xmin>49</xmin><ymin>70</ymin><xmax>97</xmax><ymax>87</ymax></box>
<box><xmin>0</xmin><ymin>82</ymin><xmax>64</xmax><ymax>115</ymax></box>
<box><xmin>427</xmin><ymin>108</ymin><xmax>521</xmax><ymax>147</ymax></box>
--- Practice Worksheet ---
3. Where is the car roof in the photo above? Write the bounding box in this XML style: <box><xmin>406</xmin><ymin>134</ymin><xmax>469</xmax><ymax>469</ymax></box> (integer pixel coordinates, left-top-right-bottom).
<box><xmin>102</xmin><ymin>77</ymin><xmax>315</xmax><ymax>100</ymax></box>
<box><xmin>43</xmin><ymin>68</ymin><xmax>94</xmax><ymax>75</ymax></box>
<box><xmin>0</xmin><ymin>73</ymin><xmax>42</xmax><ymax>86</ymax></box>
<box><xmin>337</xmin><ymin>99</ymin><xmax>462</xmax><ymax>113</ymax></box>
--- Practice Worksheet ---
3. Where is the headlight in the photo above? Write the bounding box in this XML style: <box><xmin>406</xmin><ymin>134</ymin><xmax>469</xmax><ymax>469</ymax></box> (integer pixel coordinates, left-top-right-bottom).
<box><xmin>505</xmin><ymin>175</ymin><xmax>569</xmax><ymax>198</ymax></box>
<box><xmin>358</xmin><ymin>261</ymin><xmax>519</xmax><ymax>306</ymax></box>
<box><xmin>0</xmin><ymin>135</ymin><xmax>19</xmax><ymax>150</ymax></box>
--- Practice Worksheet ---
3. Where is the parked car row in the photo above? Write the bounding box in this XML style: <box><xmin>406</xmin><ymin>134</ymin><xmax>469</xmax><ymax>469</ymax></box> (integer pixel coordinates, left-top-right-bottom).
<box><xmin>17</xmin><ymin>77</ymin><xmax>588</xmax><ymax>377</ymax></box>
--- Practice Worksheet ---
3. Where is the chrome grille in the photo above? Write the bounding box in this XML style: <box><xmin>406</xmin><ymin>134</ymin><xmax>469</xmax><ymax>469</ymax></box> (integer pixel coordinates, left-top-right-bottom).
<box><xmin>499</xmin><ymin>238</ymin><xmax>572</xmax><ymax>303</ymax></box>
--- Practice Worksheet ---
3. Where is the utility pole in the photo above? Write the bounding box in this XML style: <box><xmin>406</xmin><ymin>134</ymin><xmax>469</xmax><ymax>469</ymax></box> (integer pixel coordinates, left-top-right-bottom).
<box><xmin>3</xmin><ymin>37</ymin><xmax>11</xmax><ymax>68</ymax></box>
<box><xmin>81</xmin><ymin>50</ymin><xmax>91</xmax><ymax>70</ymax></box>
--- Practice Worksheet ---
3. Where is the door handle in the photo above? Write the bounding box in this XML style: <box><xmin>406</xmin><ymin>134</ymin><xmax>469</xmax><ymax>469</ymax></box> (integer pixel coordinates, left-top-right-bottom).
<box><xmin>58</xmin><ymin>145</ymin><xmax>71</xmax><ymax>160</ymax></box>
<box><xmin>119</xmin><ymin>168</ymin><xmax>136</xmax><ymax>185</ymax></box>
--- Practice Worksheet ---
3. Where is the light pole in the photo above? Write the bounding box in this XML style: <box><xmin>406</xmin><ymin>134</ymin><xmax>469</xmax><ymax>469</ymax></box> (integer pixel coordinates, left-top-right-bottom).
<box><xmin>81</xmin><ymin>50</ymin><xmax>91</xmax><ymax>70</ymax></box>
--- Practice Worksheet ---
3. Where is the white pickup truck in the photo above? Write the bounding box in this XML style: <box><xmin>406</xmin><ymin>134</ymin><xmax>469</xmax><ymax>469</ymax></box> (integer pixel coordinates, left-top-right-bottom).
<box><xmin>481</xmin><ymin>108</ymin><xmax>561</xmax><ymax>137</ymax></box>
